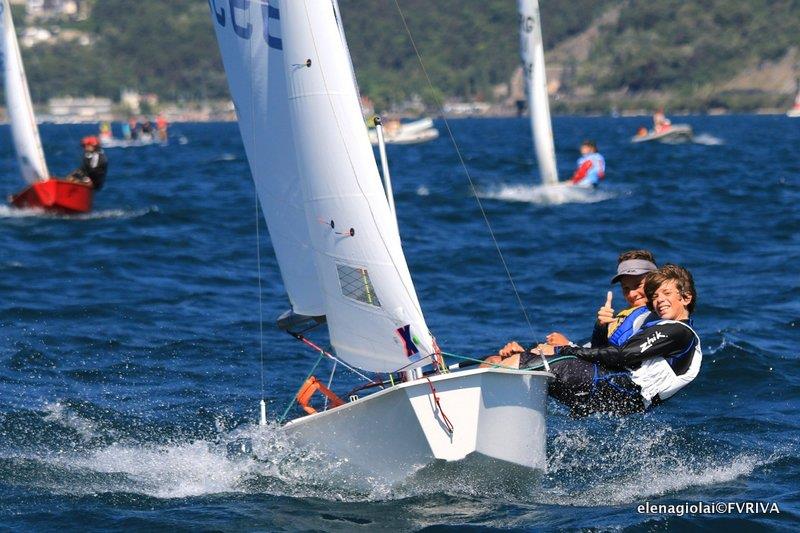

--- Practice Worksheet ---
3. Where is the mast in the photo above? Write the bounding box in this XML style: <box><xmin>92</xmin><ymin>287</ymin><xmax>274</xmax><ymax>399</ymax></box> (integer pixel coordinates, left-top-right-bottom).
<box><xmin>518</xmin><ymin>0</ymin><xmax>558</xmax><ymax>186</ymax></box>
<box><xmin>0</xmin><ymin>0</ymin><xmax>49</xmax><ymax>183</ymax></box>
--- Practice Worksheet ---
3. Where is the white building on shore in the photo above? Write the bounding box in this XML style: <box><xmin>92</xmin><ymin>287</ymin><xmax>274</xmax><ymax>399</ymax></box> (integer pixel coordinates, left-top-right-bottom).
<box><xmin>47</xmin><ymin>96</ymin><xmax>113</xmax><ymax>123</ymax></box>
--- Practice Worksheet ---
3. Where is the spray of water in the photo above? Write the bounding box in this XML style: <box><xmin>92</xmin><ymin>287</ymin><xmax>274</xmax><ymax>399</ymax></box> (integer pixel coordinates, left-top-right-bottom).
<box><xmin>0</xmin><ymin>401</ymin><xmax>778</xmax><ymax>506</ymax></box>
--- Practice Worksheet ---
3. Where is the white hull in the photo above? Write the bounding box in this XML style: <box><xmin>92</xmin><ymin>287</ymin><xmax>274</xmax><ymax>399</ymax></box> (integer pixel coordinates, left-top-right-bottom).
<box><xmin>283</xmin><ymin>367</ymin><xmax>551</xmax><ymax>485</ymax></box>
<box><xmin>368</xmin><ymin>118</ymin><xmax>439</xmax><ymax>145</ymax></box>
<box><xmin>787</xmin><ymin>107</ymin><xmax>800</xmax><ymax>118</ymax></box>
<box><xmin>631</xmin><ymin>123</ymin><xmax>693</xmax><ymax>143</ymax></box>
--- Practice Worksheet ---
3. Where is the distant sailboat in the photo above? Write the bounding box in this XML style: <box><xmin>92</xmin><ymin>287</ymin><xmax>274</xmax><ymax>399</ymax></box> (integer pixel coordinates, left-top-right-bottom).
<box><xmin>209</xmin><ymin>0</ymin><xmax>551</xmax><ymax>485</ymax></box>
<box><xmin>787</xmin><ymin>79</ymin><xmax>800</xmax><ymax>118</ymax></box>
<box><xmin>2</xmin><ymin>0</ymin><xmax>92</xmax><ymax>213</ymax></box>
<box><xmin>518</xmin><ymin>0</ymin><xmax>559</xmax><ymax>186</ymax></box>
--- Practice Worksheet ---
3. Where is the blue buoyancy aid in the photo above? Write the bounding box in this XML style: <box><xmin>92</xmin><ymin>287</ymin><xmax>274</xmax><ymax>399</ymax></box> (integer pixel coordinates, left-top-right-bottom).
<box><xmin>608</xmin><ymin>306</ymin><xmax>653</xmax><ymax>347</ymax></box>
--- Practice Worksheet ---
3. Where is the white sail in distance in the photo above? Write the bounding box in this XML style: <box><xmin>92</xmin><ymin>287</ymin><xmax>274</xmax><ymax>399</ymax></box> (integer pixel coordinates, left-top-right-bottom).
<box><xmin>208</xmin><ymin>0</ymin><xmax>324</xmax><ymax>317</ymax></box>
<box><xmin>209</xmin><ymin>0</ymin><xmax>435</xmax><ymax>373</ymax></box>
<box><xmin>0</xmin><ymin>0</ymin><xmax>49</xmax><ymax>184</ymax></box>
<box><xmin>518</xmin><ymin>0</ymin><xmax>558</xmax><ymax>185</ymax></box>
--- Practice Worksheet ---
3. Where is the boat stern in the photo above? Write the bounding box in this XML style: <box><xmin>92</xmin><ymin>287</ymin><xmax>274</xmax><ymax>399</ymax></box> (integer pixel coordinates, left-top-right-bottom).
<box><xmin>405</xmin><ymin>368</ymin><xmax>550</xmax><ymax>470</ymax></box>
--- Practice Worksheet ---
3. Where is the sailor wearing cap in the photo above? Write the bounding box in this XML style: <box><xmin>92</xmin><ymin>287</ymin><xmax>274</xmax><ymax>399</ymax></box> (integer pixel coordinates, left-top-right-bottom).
<box><xmin>544</xmin><ymin>250</ymin><xmax>658</xmax><ymax>349</ymax></box>
<box><xmin>593</xmin><ymin>251</ymin><xmax>659</xmax><ymax>348</ymax></box>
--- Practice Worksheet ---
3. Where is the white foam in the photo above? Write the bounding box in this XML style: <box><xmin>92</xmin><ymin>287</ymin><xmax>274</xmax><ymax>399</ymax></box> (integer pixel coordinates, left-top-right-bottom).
<box><xmin>542</xmin><ymin>423</ymin><xmax>769</xmax><ymax>506</ymax></box>
<box><xmin>416</xmin><ymin>185</ymin><xmax>430</xmax><ymax>196</ymax></box>
<box><xmin>479</xmin><ymin>182</ymin><xmax>615</xmax><ymax>206</ymax></box>
<box><xmin>62</xmin><ymin>440</ymin><xmax>252</xmax><ymax>499</ymax></box>
<box><xmin>42</xmin><ymin>401</ymin><xmax>102</xmax><ymax>442</ymax></box>
<box><xmin>0</xmin><ymin>205</ymin><xmax>156</xmax><ymax>220</ymax></box>
<box><xmin>213</xmin><ymin>152</ymin><xmax>238</xmax><ymax>162</ymax></box>
<box><xmin>14</xmin><ymin>421</ymin><xmax>374</xmax><ymax>500</ymax></box>
<box><xmin>693</xmin><ymin>133</ymin><xmax>724</xmax><ymax>146</ymax></box>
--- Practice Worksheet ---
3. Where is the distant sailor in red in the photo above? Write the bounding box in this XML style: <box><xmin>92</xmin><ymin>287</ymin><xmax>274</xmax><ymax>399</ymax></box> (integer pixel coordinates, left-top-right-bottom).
<box><xmin>156</xmin><ymin>114</ymin><xmax>169</xmax><ymax>142</ymax></box>
<box><xmin>67</xmin><ymin>136</ymin><xmax>108</xmax><ymax>190</ymax></box>
<box><xmin>570</xmin><ymin>140</ymin><xmax>605</xmax><ymax>188</ymax></box>
<box><xmin>653</xmin><ymin>108</ymin><xmax>671</xmax><ymax>133</ymax></box>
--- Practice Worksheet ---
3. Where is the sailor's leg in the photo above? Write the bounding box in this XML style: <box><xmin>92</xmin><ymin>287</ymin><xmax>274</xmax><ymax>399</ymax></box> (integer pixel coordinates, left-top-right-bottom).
<box><xmin>589</xmin><ymin>370</ymin><xmax>646</xmax><ymax>415</ymax></box>
<box><xmin>545</xmin><ymin>358</ymin><xmax>596</xmax><ymax>416</ymax></box>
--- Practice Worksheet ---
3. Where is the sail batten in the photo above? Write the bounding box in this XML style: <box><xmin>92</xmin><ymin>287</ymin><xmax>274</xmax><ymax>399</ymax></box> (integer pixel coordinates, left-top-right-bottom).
<box><xmin>210</xmin><ymin>0</ymin><xmax>433</xmax><ymax>373</ymax></box>
<box><xmin>1</xmin><ymin>0</ymin><xmax>49</xmax><ymax>184</ymax></box>
<box><xmin>518</xmin><ymin>0</ymin><xmax>558</xmax><ymax>185</ymax></box>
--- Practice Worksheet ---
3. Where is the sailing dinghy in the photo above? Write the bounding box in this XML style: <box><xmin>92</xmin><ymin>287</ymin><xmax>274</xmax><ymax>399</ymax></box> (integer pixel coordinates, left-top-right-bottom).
<box><xmin>209</xmin><ymin>0</ymin><xmax>551</xmax><ymax>485</ymax></box>
<box><xmin>1</xmin><ymin>0</ymin><xmax>91</xmax><ymax>213</ymax></box>
<box><xmin>519</xmin><ymin>0</ymin><xmax>559</xmax><ymax>186</ymax></box>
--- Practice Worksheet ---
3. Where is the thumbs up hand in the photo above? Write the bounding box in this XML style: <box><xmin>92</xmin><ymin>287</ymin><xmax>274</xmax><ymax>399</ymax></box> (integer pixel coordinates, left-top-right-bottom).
<box><xmin>597</xmin><ymin>291</ymin><xmax>615</xmax><ymax>325</ymax></box>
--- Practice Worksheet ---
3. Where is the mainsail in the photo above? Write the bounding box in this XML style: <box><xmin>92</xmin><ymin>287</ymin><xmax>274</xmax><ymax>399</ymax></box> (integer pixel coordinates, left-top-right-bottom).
<box><xmin>209</xmin><ymin>0</ymin><xmax>434</xmax><ymax>373</ymax></box>
<box><xmin>518</xmin><ymin>0</ymin><xmax>558</xmax><ymax>185</ymax></box>
<box><xmin>0</xmin><ymin>0</ymin><xmax>49</xmax><ymax>184</ymax></box>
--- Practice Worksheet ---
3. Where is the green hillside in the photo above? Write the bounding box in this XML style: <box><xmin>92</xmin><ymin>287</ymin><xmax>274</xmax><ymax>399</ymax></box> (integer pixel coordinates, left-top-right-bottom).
<box><xmin>338</xmin><ymin>0</ymin><xmax>613</xmax><ymax>108</ymax></box>
<box><xmin>579</xmin><ymin>0</ymin><xmax>800</xmax><ymax>110</ymax></box>
<box><xmin>11</xmin><ymin>0</ymin><xmax>800</xmax><ymax>112</ymax></box>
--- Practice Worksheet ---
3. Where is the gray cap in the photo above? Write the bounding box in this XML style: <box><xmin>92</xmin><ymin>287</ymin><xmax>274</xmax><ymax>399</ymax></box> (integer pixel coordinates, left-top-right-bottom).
<box><xmin>611</xmin><ymin>259</ymin><xmax>657</xmax><ymax>284</ymax></box>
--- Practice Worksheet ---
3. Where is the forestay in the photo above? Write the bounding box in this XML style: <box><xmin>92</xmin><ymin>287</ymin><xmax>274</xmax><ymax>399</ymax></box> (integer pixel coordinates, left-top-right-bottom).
<box><xmin>518</xmin><ymin>0</ymin><xmax>558</xmax><ymax>185</ymax></box>
<box><xmin>208</xmin><ymin>0</ymin><xmax>324</xmax><ymax>317</ymax></box>
<box><xmin>209</xmin><ymin>0</ymin><xmax>435</xmax><ymax>373</ymax></box>
<box><xmin>0</xmin><ymin>0</ymin><xmax>49</xmax><ymax>184</ymax></box>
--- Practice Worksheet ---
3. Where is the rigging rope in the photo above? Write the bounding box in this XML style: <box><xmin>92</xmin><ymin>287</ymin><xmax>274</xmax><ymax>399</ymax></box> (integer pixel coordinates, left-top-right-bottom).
<box><xmin>278</xmin><ymin>351</ymin><xmax>325</xmax><ymax>424</ymax></box>
<box><xmin>425</xmin><ymin>377</ymin><xmax>454</xmax><ymax>434</ymax></box>
<box><xmin>392</xmin><ymin>0</ymin><xmax>541</xmax><ymax>344</ymax></box>
<box><xmin>291</xmin><ymin>332</ymin><xmax>374</xmax><ymax>383</ymax></box>
<box><xmin>442</xmin><ymin>350</ymin><xmax>574</xmax><ymax>371</ymax></box>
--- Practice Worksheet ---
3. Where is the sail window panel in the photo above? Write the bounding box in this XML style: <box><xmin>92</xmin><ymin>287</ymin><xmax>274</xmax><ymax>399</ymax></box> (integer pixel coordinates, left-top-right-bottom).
<box><xmin>336</xmin><ymin>264</ymin><xmax>381</xmax><ymax>307</ymax></box>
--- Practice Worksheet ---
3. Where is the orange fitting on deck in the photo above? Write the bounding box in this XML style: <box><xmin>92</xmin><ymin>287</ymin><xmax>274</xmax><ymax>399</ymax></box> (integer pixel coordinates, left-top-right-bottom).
<box><xmin>296</xmin><ymin>376</ymin><xmax>345</xmax><ymax>415</ymax></box>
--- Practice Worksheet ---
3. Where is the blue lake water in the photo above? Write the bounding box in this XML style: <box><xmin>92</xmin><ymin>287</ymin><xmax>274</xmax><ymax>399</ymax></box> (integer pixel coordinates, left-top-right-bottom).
<box><xmin>0</xmin><ymin>116</ymin><xmax>798</xmax><ymax>531</ymax></box>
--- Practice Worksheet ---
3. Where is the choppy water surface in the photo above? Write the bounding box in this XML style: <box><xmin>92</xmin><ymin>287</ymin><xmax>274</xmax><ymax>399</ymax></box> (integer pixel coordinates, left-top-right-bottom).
<box><xmin>1</xmin><ymin>116</ymin><xmax>798</xmax><ymax>531</ymax></box>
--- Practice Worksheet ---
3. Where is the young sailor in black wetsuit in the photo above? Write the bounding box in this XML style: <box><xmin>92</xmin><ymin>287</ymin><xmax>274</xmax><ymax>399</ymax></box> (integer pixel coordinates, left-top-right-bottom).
<box><xmin>489</xmin><ymin>265</ymin><xmax>701</xmax><ymax>416</ymax></box>
<box><xmin>67</xmin><ymin>136</ymin><xmax>108</xmax><ymax>190</ymax></box>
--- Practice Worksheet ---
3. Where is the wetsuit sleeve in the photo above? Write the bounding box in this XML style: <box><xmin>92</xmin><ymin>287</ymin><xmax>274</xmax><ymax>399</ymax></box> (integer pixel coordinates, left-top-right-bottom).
<box><xmin>571</xmin><ymin>160</ymin><xmax>592</xmax><ymax>184</ymax></box>
<box><xmin>556</xmin><ymin>322</ymin><xmax>695</xmax><ymax>368</ymax></box>
<box><xmin>590</xmin><ymin>322</ymin><xmax>609</xmax><ymax>348</ymax></box>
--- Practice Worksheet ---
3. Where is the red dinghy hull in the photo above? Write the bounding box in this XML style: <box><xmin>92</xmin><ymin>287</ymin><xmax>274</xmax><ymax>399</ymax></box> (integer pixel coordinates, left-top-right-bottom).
<box><xmin>9</xmin><ymin>179</ymin><xmax>93</xmax><ymax>213</ymax></box>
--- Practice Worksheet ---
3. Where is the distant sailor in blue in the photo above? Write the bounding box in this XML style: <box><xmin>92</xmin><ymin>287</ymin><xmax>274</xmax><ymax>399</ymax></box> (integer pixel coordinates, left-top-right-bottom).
<box><xmin>570</xmin><ymin>140</ymin><xmax>605</xmax><ymax>187</ymax></box>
